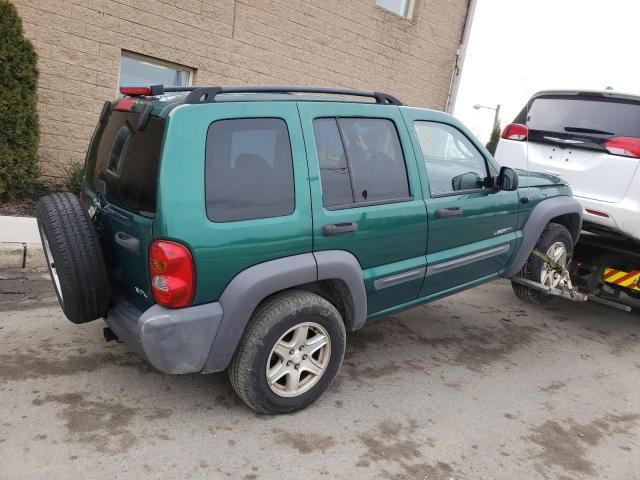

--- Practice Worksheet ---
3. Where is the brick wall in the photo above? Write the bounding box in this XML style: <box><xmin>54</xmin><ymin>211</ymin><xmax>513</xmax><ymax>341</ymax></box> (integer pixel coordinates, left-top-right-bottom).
<box><xmin>12</xmin><ymin>0</ymin><xmax>469</xmax><ymax>181</ymax></box>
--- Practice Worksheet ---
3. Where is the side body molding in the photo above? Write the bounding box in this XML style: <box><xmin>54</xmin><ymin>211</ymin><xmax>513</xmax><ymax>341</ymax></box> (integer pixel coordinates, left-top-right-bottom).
<box><xmin>202</xmin><ymin>250</ymin><xmax>367</xmax><ymax>373</ymax></box>
<box><xmin>503</xmin><ymin>195</ymin><xmax>583</xmax><ymax>278</ymax></box>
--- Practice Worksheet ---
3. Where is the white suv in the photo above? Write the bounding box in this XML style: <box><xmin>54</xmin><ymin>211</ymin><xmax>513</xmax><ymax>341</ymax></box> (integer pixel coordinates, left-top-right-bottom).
<box><xmin>495</xmin><ymin>90</ymin><xmax>640</xmax><ymax>242</ymax></box>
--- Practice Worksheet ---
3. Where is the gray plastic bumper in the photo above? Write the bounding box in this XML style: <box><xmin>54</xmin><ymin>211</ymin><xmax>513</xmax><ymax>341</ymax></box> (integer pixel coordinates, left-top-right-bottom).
<box><xmin>105</xmin><ymin>297</ymin><xmax>223</xmax><ymax>374</ymax></box>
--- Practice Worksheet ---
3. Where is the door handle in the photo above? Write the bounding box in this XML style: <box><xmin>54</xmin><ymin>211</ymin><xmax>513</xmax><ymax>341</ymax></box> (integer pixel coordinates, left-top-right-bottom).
<box><xmin>435</xmin><ymin>207</ymin><xmax>463</xmax><ymax>219</ymax></box>
<box><xmin>114</xmin><ymin>231</ymin><xmax>140</xmax><ymax>254</ymax></box>
<box><xmin>323</xmin><ymin>222</ymin><xmax>358</xmax><ymax>236</ymax></box>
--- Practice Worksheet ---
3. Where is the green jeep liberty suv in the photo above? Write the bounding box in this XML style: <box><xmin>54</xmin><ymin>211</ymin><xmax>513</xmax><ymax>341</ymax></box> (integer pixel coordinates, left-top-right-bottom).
<box><xmin>36</xmin><ymin>85</ymin><xmax>582</xmax><ymax>414</ymax></box>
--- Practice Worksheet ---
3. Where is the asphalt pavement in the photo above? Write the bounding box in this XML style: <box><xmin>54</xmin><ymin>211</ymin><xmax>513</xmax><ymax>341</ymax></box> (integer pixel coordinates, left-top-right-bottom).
<box><xmin>1</xmin><ymin>269</ymin><xmax>639</xmax><ymax>479</ymax></box>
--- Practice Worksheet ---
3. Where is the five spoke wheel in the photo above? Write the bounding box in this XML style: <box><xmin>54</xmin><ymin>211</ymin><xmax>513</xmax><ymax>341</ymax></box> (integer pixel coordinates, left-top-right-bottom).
<box><xmin>540</xmin><ymin>241</ymin><xmax>568</xmax><ymax>289</ymax></box>
<box><xmin>266</xmin><ymin>322</ymin><xmax>331</xmax><ymax>397</ymax></box>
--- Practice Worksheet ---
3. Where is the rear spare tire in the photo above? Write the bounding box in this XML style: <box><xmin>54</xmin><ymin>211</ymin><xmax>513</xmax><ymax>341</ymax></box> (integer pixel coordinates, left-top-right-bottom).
<box><xmin>36</xmin><ymin>192</ymin><xmax>110</xmax><ymax>323</ymax></box>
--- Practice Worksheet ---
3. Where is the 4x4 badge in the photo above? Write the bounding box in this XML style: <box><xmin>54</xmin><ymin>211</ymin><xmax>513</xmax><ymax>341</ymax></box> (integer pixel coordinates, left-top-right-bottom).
<box><xmin>494</xmin><ymin>227</ymin><xmax>513</xmax><ymax>236</ymax></box>
<box><xmin>134</xmin><ymin>286</ymin><xmax>148</xmax><ymax>298</ymax></box>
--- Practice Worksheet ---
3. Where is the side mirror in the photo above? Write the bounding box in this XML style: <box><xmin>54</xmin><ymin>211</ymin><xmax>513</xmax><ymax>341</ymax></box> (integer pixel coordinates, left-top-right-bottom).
<box><xmin>452</xmin><ymin>172</ymin><xmax>484</xmax><ymax>191</ymax></box>
<box><xmin>497</xmin><ymin>166</ymin><xmax>519</xmax><ymax>191</ymax></box>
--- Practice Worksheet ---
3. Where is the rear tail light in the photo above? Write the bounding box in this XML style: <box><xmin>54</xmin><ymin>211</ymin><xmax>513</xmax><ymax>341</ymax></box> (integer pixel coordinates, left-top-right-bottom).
<box><xmin>501</xmin><ymin>123</ymin><xmax>528</xmax><ymax>141</ymax></box>
<box><xmin>148</xmin><ymin>240</ymin><xmax>195</xmax><ymax>308</ymax></box>
<box><xmin>604</xmin><ymin>136</ymin><xmax>640</xmax><ymax>158</ymax></box>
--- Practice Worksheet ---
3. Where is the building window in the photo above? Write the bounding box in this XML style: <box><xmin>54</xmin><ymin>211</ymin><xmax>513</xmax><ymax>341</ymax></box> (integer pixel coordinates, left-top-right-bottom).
<box><xmin>376</xmin><ymin>0</ymin><xmax>414</xmax><ymax>18</ymax></box>
<box><xmin>118</xmin><ymin>52</ymin><xmax>193</xmax><ymax>89</ymax></box>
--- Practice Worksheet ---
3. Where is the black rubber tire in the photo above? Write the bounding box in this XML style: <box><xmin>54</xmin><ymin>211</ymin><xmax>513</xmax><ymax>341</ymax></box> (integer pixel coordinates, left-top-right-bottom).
<box><xmin>512</xmin><ymin>222</ymin><xmax>573</xmax><ymax>305</ymax></box>
<box><xmin>35</xmin><ymin>192</ymin><xmax>110</xmax><ymax>323</ymax></box>
<box><xmin>228</xmin><ymin>290</ymin><xmax>346</xmax><ymax>414</ymax></box>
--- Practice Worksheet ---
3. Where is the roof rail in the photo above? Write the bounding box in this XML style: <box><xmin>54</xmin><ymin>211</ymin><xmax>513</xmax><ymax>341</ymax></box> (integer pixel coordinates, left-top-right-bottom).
<box><xmin>163</xmin><ymin>86</ymin><xmax>197</xmax><ymax>93</ymax></box>
<box><xmin>176</xmin><ymin>85</ymin><xmax>402</xmax><ymax>105</ymax></box>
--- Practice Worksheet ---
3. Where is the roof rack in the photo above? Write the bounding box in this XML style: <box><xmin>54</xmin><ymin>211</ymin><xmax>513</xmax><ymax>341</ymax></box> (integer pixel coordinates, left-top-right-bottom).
<box><xmin>162</xmin><ymin>85</ymin><xmax>402</xmax><ymax>106</ymax></box>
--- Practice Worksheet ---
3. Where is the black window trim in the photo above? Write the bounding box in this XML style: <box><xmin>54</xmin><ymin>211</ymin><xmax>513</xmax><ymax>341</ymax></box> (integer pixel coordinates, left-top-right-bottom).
<box><xmin>325</xmin><ymin>195</ymin><xmax>414</xmax><ymax>211</ymax></box>
<box><xmin>413</xmin><ymin>120</ymin><xmax>495</xmax><ymax>199</ymax></box>
<box><xmin>314</xmin><ymin>115</ymin><xmax>414</xmax><ymax>211</ymax></box>
<box><xmin>334</xmin><ymin>118</ymin><xmax>357</xmax><ymax>205</ymax></box>
<box><xmin>85</xmin><ymin>122</ymin><xmax>106</xmax><ymax>190</ymax></box>
<box><xmin>204</xmin><ymin>116</ymin><xmax>296</xmax><ymax>224</ymax></box>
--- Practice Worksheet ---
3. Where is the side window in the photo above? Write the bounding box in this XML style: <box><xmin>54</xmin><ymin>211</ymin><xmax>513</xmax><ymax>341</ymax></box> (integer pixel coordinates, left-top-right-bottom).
<box><xmin>313</xmin><ymin>117</ymin><xmax>410</xmax><ymax>208</ymax></box>
<box><xmin>205</xmin><ymin>118</ymin><xmax>294</xmax><ymax>222</ymax></box>
<box><xmin>414</xmin><ymin>122</ymin><xmax>489</xmax><ymax>196</ymax></box>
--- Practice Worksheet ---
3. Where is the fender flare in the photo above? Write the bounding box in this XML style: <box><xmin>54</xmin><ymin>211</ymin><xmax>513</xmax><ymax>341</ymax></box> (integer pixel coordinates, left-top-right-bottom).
<box><xmin>315</xmin><ymin>250</ymin><xmax>368</xmax><ymax>331</ymax></box>
<box><xmin>503</xmin><ymin>195</ymin><xmax>583</xmax><ymax>278</ymax></box>
<box><xmin>202</xmin><ymin>251</ymin><xmax>367</xmax><ymax>373</ymax></box>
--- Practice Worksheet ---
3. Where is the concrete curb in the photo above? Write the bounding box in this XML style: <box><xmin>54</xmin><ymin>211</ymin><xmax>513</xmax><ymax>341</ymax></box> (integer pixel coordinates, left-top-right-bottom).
<box><xmin>0</xmin><ymin>216</ymin><xmax>45</xmax><ymax>269</ymax></box>
<box><xmin>0</xmin><ymin>242</ymin><xmax>45</xmax><ymax>269</ymax></box>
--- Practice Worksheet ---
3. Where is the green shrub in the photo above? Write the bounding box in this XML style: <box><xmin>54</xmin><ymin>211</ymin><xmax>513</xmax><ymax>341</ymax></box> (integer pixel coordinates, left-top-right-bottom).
<box><xmin>0</xmin><ymin>1</ymin><xmax>39</xmax><ymax>199</ymax></box>
<box><xmin>65</xmin><ymin>162</ymin><xmax>84</xmax><ymax>195</ymax></box>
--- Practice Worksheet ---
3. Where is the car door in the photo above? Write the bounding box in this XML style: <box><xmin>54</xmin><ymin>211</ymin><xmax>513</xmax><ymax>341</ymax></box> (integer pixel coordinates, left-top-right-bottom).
<box><xmin>298</xmin><ymin>102</ymin><xmax>428</xmax><ymax>316</ymax></box>
<box><xmin>156</xmin><ymin>101</ymin><xmax>313</xmax><ymax>304</ymax></box>
<box><xmin>401</xmin><ymin>109</ymin><xmax>519</xmax><ymax>297</ymax></box>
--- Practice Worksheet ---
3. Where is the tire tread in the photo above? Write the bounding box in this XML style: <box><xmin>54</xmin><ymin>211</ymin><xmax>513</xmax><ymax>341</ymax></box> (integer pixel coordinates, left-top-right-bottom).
<box><xmin>229</xmin><ymin>290</ymin><xmax>345</xmax><ymax>414</ymax></box>
<box><xmin>36</xmin><ymin>193</ymin><xmax>110</xmax><ymax>323</ymax></box>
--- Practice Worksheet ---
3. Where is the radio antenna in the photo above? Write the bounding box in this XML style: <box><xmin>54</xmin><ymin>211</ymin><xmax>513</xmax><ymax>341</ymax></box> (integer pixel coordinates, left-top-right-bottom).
<box><xmin>524</xmin><ymin>77</ymin><xmax>531</xmax><ymax>202</ymax></box>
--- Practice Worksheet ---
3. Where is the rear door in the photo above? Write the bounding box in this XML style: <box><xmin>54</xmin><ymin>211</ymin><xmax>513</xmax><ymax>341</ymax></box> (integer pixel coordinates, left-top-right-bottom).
<box><xmin>83</xmin><ymin>106</ymin><xmax>164</xmax><ymax>310</ymax></box>
<box><xmin>401</xmin><ymin>109</ymin><xmax>519</xmax><ymax>297</ymax></box>
<box><xmin>298</xmin><ymin>102</ymin><xmax>428</xmax><ymax>316</ymax></box>
<box><xmin>513</xmin><ymin>95</ymin><xmax>640</xmax><ymax>203</ymax></box>
<box><xmin>156</xmin><ymin>101</ymin><xmax>312</xmax><ymax>305</ymax></box>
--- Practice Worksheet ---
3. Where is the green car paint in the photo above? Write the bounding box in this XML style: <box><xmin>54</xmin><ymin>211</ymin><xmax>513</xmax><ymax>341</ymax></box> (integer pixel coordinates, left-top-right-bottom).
<box><xmin>297</xmin><ymin>102</ymin><xmax>429</xmax><ymax>315</ymax></box>
<box><xmin>156</xmin><ymin>102</ymin><xmax>314</xmax><ymax>305</ymax></box>
<box><xmin>400</xmin><ymin>107</ymin><xmax>521</xmax><ymax>298</ymax></box>
<box><xmin>81</xmin><ymin>92</ymin><xmax>574</xmax><ymax>323</ymax></box>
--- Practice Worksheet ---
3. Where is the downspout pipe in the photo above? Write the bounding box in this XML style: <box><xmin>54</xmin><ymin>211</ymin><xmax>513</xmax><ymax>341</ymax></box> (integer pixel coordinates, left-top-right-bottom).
<box><xmin>446</xmin><ymin>0</ymin><xmax>477</xmax><ymax>113</ymax></box>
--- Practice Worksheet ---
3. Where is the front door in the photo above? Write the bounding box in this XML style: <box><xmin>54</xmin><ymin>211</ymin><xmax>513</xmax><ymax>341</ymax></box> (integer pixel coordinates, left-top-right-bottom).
<box><xmin>298</xmin><ymin>102</ymin><xmax>428</xmax><ymax>316</ymax></box>
<box><xmin>402</xmin><ymin>111</ymin><xmax>519</xmax><ymax>297</ymax></box>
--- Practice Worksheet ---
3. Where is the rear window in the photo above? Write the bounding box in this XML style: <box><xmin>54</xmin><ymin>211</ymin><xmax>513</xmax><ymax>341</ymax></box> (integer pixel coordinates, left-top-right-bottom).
<box><xmin>86</xmin><ymin>110</ymin><xmax>165</xmax><ymax>214</ymax></box>
<box><xmin>205</xmin><ymin>118</ymin><xmax>295</xmax><ymax>222</ymax></box>
<box><xmin>518</xmin><ymin>96</ymin><xmax>640</xmax><ymax>138</ymax></box>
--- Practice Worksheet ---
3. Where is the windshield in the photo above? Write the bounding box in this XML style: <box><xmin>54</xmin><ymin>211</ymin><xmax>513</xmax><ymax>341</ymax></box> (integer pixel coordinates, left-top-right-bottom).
<box><xmin>519</xmin><ymin>96</ymin><xmax>640</xmax><ymax>138</ymax></box>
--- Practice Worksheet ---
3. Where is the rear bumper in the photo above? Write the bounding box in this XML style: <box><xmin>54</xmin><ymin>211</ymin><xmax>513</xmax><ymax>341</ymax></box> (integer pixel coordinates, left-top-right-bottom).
<box><xmin>578</xmin><ymin>196</ymin><xmax>640</xmax><ymax>242</ymax></box>
<box><xmin>105</xmin><ymin>296</ymin><xmax>223</xmax><ymax>374</ymax></box>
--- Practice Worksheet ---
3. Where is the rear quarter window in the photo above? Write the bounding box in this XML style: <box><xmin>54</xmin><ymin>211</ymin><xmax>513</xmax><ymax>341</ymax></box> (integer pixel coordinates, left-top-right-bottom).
<box><xmin>205</xmin><ymin>118</ymin><xmax>295</xmax><ymax>222</ymax></box>
<box><xmin>86</xmin><ymin>110</ymin><xmax>165</xmax><ymax>215</ymax></box>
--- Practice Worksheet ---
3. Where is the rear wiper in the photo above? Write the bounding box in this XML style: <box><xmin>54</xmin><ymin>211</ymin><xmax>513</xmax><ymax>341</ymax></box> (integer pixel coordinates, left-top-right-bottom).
<box><xmin>564</xmin><ymin>126</ymin><xmax>614</xmax><ymax>135</ymax></box>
